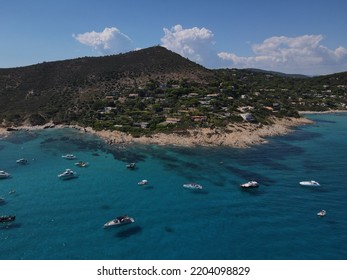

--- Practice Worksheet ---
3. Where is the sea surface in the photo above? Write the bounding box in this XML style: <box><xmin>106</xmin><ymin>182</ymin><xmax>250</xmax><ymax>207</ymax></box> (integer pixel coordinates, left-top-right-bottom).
<box><xmin>1</xmin><ymin>113</ymin><xmax>347</xmax><ymax>260</ymax></box>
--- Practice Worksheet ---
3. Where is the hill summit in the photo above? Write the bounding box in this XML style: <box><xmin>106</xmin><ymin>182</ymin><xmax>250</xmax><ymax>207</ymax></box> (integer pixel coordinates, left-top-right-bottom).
<box><xmin>0</xmin><ymin>46</ymin><xmax>214</xmax><ymax>125</ymax></box>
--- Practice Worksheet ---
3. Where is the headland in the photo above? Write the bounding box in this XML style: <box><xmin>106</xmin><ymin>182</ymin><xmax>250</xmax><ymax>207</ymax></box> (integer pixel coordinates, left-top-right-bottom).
<box><xmin>0</xmin><ymin>117</ymin><xmax>313</xmax><ymax>148</ymax></box>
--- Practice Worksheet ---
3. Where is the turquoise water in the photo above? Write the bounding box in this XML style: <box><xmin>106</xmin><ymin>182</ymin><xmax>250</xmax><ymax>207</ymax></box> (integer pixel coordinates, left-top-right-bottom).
<box><xmin>1</xmin><ymin>114</ymin><xmax>347</xmax><ymax>260</ymax></box>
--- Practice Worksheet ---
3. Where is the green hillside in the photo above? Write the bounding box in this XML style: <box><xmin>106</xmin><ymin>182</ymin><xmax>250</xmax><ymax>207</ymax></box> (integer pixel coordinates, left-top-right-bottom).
<box><xmin>0</xmin><ymin>46</ymin><xmax>346</xmax><ymax>135</ymax></box>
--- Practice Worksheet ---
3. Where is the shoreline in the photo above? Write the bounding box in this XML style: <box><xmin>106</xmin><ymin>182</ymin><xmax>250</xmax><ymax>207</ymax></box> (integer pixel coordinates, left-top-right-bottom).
<box><xmin>94</xmin><ymin>117</ymin><xmax>313</xmax><ymax>148</ymax></box>
<box><xmin>299</xmin><ymin>109</ymin><xmax>347</xmax><ymax>115</ymax></box>
<box><xmin>0</xmin><ymin>117</ymin><xmax>314</xmax><ymax>148</ymax></box>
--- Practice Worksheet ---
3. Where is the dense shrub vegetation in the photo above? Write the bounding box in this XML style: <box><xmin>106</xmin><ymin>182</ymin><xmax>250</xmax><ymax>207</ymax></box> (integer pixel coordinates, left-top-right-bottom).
<box><xmin>1</xmin><ymin>46</ymin><xmax>346</xmax><ymax>135</ymax></box>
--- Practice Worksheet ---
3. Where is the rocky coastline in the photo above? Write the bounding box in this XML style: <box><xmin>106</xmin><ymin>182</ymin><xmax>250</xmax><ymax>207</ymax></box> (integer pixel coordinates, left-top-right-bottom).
<box><xmin>0</xmin><ymin>117</ymin><xmax>313</xmax><ymax>148</ymax></box>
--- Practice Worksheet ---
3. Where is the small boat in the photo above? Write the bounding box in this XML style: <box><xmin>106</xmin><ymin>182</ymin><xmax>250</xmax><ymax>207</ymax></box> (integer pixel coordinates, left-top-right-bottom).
<box><xmin>317</xmin><ymin>210</ymin><xmax>326</xmax><ymax>217</ymax></box>
<box><xmin>183</xmin><ymin>183</ymin><xmax>203</xmax><ymax>190</ymax></box>
<box><xmin>8</xmin><ymin>190</ymin><xmax>16</xmax><ymax>195</ymax></box>
<box><xmin>103</xmin><ymin>215</ymin><xmax>135</xmax><ymax>228</ymax></box>
<box><xmin>138</xmin><ymin>179</ymin><xmax>148</xmax><ymax>185</ymax></box>
<box><xmin>0</xmin><ymin>171</ymin><xmax>11</xmax><ymax>179</ymax></box>
<box><xmin>240</xmin><ymin>181</ymin><xmax>259</xmax><ymax>188</ymax></box>
<box><xmin>58</xmin><ymin>169</ymin><xmax>78</xmax><ymax>180</ymax></box>
<box><xmin>0</xmin><ymin>215</ymin><xmax>16</xmax><ymax>223</ymax></box>
<box><xmin>126</xmin><ymin>162</ymin><xmax>136</xmax><ymax>169</ymax></box>
<box><xmin>300</xmin><ymin>180</ymin><xmax>320</xmax><ymax>187</ymax></box>
<box><xmin>62</xmin><ymin>154</ymin><xmax>77</xmax><ymax>160</ymax></box>
<box><xmin>75</xmin><ymin>161</ymin><xmax>89</xmax><ymax>167</ymax></box>
<box><xmin>16</xmin><ymin>158</ymin><xmax>28</xmax><ymax>165</ymax></box>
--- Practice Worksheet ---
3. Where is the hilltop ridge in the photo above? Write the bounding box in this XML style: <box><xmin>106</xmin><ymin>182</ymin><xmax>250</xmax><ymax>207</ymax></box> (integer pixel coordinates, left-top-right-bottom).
<box><xmin>0</xmin><ymin>46</ymin><xmax>214</xmax><ymax>126</ymax></box>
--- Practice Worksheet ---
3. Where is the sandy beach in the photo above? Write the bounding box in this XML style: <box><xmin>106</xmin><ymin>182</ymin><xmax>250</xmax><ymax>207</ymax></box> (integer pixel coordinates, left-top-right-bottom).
<box><xmin>0</xmin><ymin>127</ymin><xmax>9</xmax><ymax>138</ymax></box>
<box><xmin>0</xmin><ymin>117</ymin><xmax>313</xmax><ymax>148</ymax></box>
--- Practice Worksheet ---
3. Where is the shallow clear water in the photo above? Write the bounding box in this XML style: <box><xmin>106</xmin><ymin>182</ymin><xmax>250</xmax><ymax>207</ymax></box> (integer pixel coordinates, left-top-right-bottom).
<box><xmin>1</xmin><ymin>114</ymin><xmax>347</xmax><ymax>260</ymax></box>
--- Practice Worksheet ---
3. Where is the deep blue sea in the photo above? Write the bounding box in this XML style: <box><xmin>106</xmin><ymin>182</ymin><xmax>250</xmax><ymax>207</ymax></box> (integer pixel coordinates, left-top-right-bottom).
<box><xmin>1</xmin><ymin>113</ymin><xmax>347</xmax><ymax>260</ymax></box>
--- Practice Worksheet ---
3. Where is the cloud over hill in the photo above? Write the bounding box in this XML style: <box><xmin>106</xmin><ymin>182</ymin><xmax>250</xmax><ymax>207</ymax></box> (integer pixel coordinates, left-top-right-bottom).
<box><xmin>72</xmin><ymin>25</ymin><xmax>347</xmax><ymax>75</ymax></box>
<box><xmin>218</xmin><ymin>35</ymin><xmax>347</xmax><ymax>75</ymax></box>
<box><xmin>73</xmin><ymin>27</ymin><xmax>133</xmax><ymax>55</ymax></box>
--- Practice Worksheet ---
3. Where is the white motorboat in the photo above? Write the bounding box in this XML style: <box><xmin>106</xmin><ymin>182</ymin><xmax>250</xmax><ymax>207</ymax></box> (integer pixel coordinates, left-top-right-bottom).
<box><xmin>299</xmin><ymin>180</ymin><xmax>320</xmax><ymax>187</ymax></box>
<box><xmin>317</xmin><ymin>210</ymin><xmax>326</xmax><ymax>217</ymax></box>
<box><xmin>183</xmin><ymin>183</ymin><xmax>203</xmax><ymax>190</ymax></box>
<box><xmin>0</xmin><ymin>171</ymin><xmax>11</xmax><ymax>179</ymax></box>
<box><xmin>126</xmin><ymin>162</ymin><xmax>136</xmax><ymax>169</ymax></box>
<box><xmin>240</xmin><ymin>181</ymin><xmax>259</xmax><ymax>188</ymax></box>
<box><xmin>58</xmin><ymin>169</ymin><xmax>78</xmax><ymax>180</ymax></box>
<box><xmin>75</xmin><ymin>161</ymin><xmax>89</xmax><ymax>167</ymax></box>
<box><xmin>62</xmin><ymin>154</ymin><xmax>77</xmax><ymax>160</ymax></box>
<box><xmin>138</xmin><ymin>179</ymin><xmax>148</xmax><ymax>185</ymax></box>
<box><xmin>103</xmin><ymin>215</ymin><xmax>135</xmax><ymax>228</ymax></box>
<box><xmin>16</xmin><ymin>158</ymin><xmax>28</xmax><ymax>165</ymax></box>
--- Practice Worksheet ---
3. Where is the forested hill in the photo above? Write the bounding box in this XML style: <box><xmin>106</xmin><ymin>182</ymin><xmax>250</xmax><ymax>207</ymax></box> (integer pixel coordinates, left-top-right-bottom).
<box><xmin>0</xmin><ymin>46</ymin><xmax>214</xmax><ymax>125</ymax></box>
<box><xmin>0</xmin><ymin>46</ymin><xmax>346</xmax><ymax>134</ymax></box>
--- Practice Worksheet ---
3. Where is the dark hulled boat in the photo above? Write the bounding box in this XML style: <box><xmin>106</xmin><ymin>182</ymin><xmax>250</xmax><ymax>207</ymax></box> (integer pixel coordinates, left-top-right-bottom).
<box><xmin>0</xmin><ymin>215</ymin><xmax>16</xmax><ymax>223</ymax></box>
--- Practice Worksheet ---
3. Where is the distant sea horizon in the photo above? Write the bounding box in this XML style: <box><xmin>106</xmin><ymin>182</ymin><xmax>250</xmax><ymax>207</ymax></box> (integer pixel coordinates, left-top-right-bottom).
<box><xmin>1</xmin><ymin>113</ymin><xmax>347</xmax><ymax>260</ymax></box>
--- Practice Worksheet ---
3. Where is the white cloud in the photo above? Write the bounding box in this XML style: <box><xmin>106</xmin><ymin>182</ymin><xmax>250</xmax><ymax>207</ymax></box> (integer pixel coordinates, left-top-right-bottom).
<box><xmin>218</xmin><ymin>35</ymin><xmax>347</xmax><ymax>75</ymax></box>
<box><xmin>73</xmin><ymin>27</ymin><xmax>133</xmax><ymax>55</ymax></box>
<box><xmin>72</xmin><ymin>26</ymin><xmax>346</xmax><ymax>75</ymax></box>
<box><xmin>161</xmin><ymin>24</ymin><xmax>217</xmax><ymax>67</ymax></box>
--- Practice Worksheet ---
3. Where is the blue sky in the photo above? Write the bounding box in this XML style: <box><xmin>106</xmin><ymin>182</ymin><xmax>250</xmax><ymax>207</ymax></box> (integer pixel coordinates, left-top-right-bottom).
<box><xmin>1</xmin><ymin>0</ymin><xmax>346</xmax><ymax>75</ymax></box>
